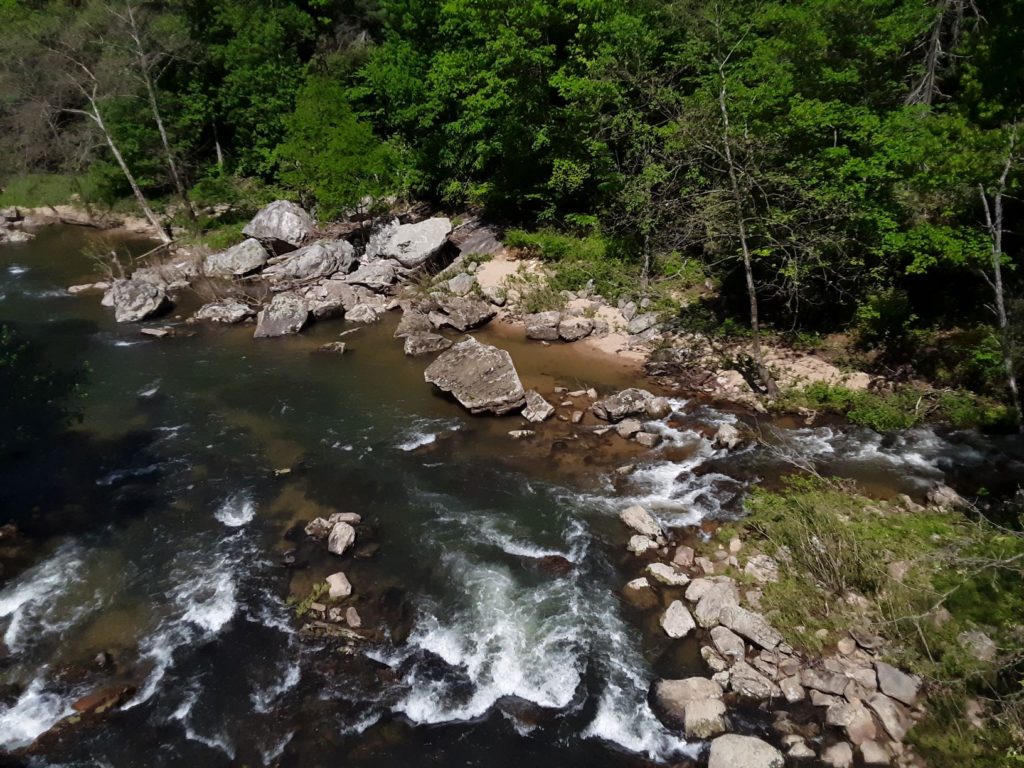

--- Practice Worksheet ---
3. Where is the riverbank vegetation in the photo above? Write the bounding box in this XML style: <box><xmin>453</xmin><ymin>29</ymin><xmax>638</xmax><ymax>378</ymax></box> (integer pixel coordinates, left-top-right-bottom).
<box><xmin>708</xmin><ymin>476</ymin><xmax>1024</xmax><ymax>767</ymax></box>
<box><xmin>0</xmin><ymin>0</ymin><xmax>1022</xmax><ymax>427</ymax></box>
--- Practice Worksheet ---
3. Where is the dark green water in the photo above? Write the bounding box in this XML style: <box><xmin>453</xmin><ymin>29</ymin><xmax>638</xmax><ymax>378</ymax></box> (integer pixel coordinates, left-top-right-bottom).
<box><xmin>1</xmin><ymin>228</ymin><xmax>1021</xmax><ymax>767</ymax></box>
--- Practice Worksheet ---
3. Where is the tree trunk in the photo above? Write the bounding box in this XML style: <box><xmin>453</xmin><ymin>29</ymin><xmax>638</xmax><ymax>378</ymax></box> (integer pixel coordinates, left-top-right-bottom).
<box><xmin>979</xmin><ymin>129</ymin><xmax>1023</xmax><ymax>432</ymax></box>
<box><xmin>717</xmin><ymin>61</ymin><xmax>777</xmax><ymax>396</ymax></box>
<box><xmin>214</xmin><ymin>123</ymin><xmax>224</xmax><ymax>167</ymax></box>
<box><xmin>89</xmin><ymin>100</ymin><xmax>170</xmax><ymax>244</ymax></box>
<box><xmin>125</xmin><ymin>2</ymin><xmax>194</xmax><ymax>219</ymax></box>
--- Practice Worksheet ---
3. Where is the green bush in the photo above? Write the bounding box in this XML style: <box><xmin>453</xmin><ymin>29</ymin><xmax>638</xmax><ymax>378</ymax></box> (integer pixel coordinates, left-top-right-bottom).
<box><xmin>0</xmin><ymin>173</ymin><xmax>106</xmax><ymax>208</ymax></box>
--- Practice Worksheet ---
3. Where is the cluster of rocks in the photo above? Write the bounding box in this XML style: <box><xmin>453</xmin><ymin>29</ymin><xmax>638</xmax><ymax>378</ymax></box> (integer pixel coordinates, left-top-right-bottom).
<box><xmin>618</xmin><ymin>506</ymin><xmax>924</xmax><ymax>768</ymax></box>
<box><xmin>303</xmin><ymin>512</ymin><xmax>364</xmax><ymax>630</ymax></box>
<box><xmin>0</xmin><ymin>207</ymin><xmax>35</xmax><ymax>244</ymax></box>
<box><xmin>588</xmin><ymin>387</ymin><xmax>671</xmax><ymax>448</ymax></box>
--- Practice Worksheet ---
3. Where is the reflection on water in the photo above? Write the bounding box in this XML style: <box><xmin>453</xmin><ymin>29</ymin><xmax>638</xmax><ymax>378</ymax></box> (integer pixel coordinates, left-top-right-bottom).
<box><xmin>1</xmin><ymin>228</ymin><xmax>1022</xmax><ymax>766</ymax></box>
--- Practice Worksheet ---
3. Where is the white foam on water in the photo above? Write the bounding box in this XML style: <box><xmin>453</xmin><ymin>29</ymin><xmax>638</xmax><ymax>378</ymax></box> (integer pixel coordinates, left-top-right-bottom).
<box><xmin>252</xmin><ymin>662</ymin><xmax>301</xmax><ymax>714</ymax></box>
<box><xmin>398</xmin><ymin>431</ymin><xmax>437</xmax><ymax>451</ymax></box>
<box><xmin>138</xmin><ymin>380</ymin><xmax>161</xmax><ymax>398</ymax></box>
<box><xmin>260</xmin><ymin>730</ymin><xmax>294</xmax><ymax>764</ymax></box>
<box><xmin>0</xmin><ymin>675</ymin><xmax>76</xmax><ymax>750</ymax></box>
<box><xmin>0</xmin><ymin>543</ymin><xmax>88</xmax><ymax>654</ymax></box>
<box><xmin>339</xmin><ymin>710</ymin><xmax>382</xmax><ymax>736</ymax></box>
<box><xmin>397</xmin><ymin>419</ymin><xmax>460</xmax><ymax>452</ymax></box>
<box><xmin>7</xmin><ymin>264</ymin><xmax>28</xmax><ymax>275</ymax></box>
<box><xmin>169</xmin><ymin>686</ymin><xmax>236</xmax><ymax>759</ymax></box>
<box><xmin>112</xmin><ymin>339</ymin><xmax>146</xmax><ymax>347</ymax></box>
<box><xmin>215</xmin><ymin>492</ymin><xmax>257</xmax><ymax>527</ymax></box>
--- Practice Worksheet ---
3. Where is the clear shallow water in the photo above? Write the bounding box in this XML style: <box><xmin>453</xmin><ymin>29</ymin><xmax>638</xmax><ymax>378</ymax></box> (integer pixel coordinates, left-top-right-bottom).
<box><xmin>1</xmin><ymin>228</ymin><xmax>1022</xmax><ymax>767</ymax></box>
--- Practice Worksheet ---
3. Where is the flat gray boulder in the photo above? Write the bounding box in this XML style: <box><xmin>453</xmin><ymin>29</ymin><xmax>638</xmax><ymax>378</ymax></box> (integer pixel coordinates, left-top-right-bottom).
<box><xmin>109</xmin><ymin>278</ymin><xmax>169</xmax><ymax>323</ymax></box>
<box><xmin>366</xmin><ymin>217</ymin><xmax>452</xmax><ymax>268</ymax></box>
<box><xmin>558</xmin><ymin>316</ymin><xmax>593</xmax><ymax>342</ymax></box>
<box><xmin>708</xmin><ymin>734</ymin><xmax>784</xmax><ymax>768</ymax></box>
<box><xmin>194</xmin><ymin>299</ymin><xmax>255</xmax><ymax>324</ymax></box>
<box><xmin>243</xmin><ymin>200</ymin><xmax>315</xmax><ymax>251</ymax></box>
<box><xmin>263</xmin><ymin>239</ymin><xmax>354</xmax><ymax>285</ymax></box>
<box><xmin>424</xmin><ymin>337</ymin><xmax>526</xmax><ymax>415</ymax></box>
<box><xmin>434</xmin><ymin>296</ymin><xmax>496</xmax><ymax>332</ymax></box>
<box><xmin>405</xmin><ymin>333</ymin><xmax>454</xmax><ymax>356</ymax></box>
<box><xmin>719</xmin><ymin>605</ymin><xmax>782</xmax><ymax>650</ymax></box>
<box><xmin>203</xmin><ymin>237</ymin><xmax>268</xmax><ymax>277</ymax></box>
<box><xmin>652</xmin><ymin>677</ymin><xmax>723</xmax><ymax>728</ymax></box>
<box><xmin>346</xmin><ymin>260</ymin><xmax>398</xmax><ymax>291</ymax></box>
<box><xmin>254</xmin><ymin>292</ymin><xmax>309</xmax><ymax>338</ymax></box>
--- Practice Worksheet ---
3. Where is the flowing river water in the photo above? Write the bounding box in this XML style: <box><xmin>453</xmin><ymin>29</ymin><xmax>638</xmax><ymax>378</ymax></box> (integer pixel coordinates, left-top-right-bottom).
<box><xmin>2</xmin><ymin>228</ymin><xmax>1023</xmax><ymax>767</ymax></box>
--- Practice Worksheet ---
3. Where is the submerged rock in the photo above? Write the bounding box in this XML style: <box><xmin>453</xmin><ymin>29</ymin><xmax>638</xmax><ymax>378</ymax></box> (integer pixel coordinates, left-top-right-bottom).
<box><xmin>254</xmin><ymin>292</ymin><xmax>309</xmax><ymax>338</ymax></box>
<box><xmin>109</xmin><ymin>278</ymin><xmax>169</xmax><ymax>323</ymax></box>
<box><xmin>203</xmin><ymin>237</ymin><xmax>269</xmax><ymax>277</ymax></box>
<box><xmin>194</xmin><ymin>299</ymin><xmax>255</xmax><ymax>324</ymax></box>
<box><xmin>366</xmin><ymin>217</ymin><xmax>452</xmax><ymax>268</ymax></box>
<box><xmin>423</xmin><ymin>337</ymin><xmax>527</xmax><ymax>415</ymax></box>
<box><xmin>522</xmin><ymin>390</ymin><xmax>555</xmax><ymax>423</ymax></box>
<box><xmin>243</xmin><ymin>200</ymin><xmax>315</xmax><ymax>252</ymax></box>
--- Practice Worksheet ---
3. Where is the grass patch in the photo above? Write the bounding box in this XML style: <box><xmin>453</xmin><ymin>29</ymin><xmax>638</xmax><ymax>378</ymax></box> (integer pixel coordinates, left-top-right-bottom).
<box><xmin>0</xmin><ymin>173</ymin><xmax>107</xmax><ymax>208</ymax></box>
<box><xmin>774</xmin><ymin>382</ymin><xmax>1012</xmax><ymax>432</ymax></box>
<box><xmin>726</xmin><ymin>477</ymin><xmax>1024</xmax><ymax>766</ymax></box>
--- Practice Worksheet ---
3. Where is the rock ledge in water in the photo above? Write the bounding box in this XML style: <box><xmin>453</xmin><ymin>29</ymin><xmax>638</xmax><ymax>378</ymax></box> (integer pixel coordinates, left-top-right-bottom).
<box><xmin>423</xmin><ymin>337</ymin><xmax>527</xmax><ymax>415</ymax></box>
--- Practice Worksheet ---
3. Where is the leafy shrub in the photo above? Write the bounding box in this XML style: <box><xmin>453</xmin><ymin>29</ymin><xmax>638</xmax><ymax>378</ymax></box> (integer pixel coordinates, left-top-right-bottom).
<box><xmin>0</xmin><ymin>173</ymin><xmax>106</xmax><ymax>207</ymax></box>
<box><xmin>855</xmin><ymin>288</ymin><xmax>917</xmax><ymax>353</ymax></box>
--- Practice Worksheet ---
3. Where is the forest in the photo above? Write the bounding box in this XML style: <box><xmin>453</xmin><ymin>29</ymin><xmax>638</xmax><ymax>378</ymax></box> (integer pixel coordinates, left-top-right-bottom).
<box><xmin>0</xmin><ymin>0</ymin><xmax>1022</xmax><ymax>426</ymax></box>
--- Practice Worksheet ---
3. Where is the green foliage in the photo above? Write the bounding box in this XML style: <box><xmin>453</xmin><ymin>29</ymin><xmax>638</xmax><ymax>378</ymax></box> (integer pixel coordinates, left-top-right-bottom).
<box><xmin>776</xmin><ymin>382</ymin><xmax>1011</xmax><ymax>432</ymax></box>
<box><xmin>275</xmin><ymin>75</ymin><xmax>415</xmax><ymax>218</ymax></box>
<box><xmin>0</xmin><ymin>174</ymin><xmax>106</xmax><ymax>208</ymax></box>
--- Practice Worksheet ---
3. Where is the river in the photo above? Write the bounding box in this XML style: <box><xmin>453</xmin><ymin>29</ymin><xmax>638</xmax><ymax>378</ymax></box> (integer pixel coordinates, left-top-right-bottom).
<box><xmin>1</xmin><ymin>228</ymin><xmax>1022</xmax><ymax>766</ymax></box>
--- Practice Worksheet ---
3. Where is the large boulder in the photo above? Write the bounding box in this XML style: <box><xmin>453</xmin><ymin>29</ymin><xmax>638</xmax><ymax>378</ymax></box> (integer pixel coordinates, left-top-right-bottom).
<box><xmin>434</xmin><ymin>296</ymin><xmax>497</xmax><ymax>332</ymax></box>
<box><xmin>619</xmin><ymin>504</ymin><xmax>662</xmax><ymax>538</ymax></box>
<box><xmin>652</xmin><ymin>677</ymin><xmax>723</xmax><ymax>728</ymax></box>
<box><xmin>242</xmin><ymin>200</ymin><xmax>315</xmax><ymax>252</ymax></box>
<box><xmin>203</xmin><ymin>238</ymin><xmax>268</xmax><ymax>277</ymax></box>
<box><xmin>109</xmin><ymin>278</ymin><xmax>169</xmax><ymax>323</ymax></box>
<box><xmin>558</xmin><ymin>316</ymin><xmax>593</xmax><ymax>342</ymax></box>
<box><xmin>262</xmin><ymin>239</ymin><xmax>355</xmax><ymax>285</ymax></box>
<box><xmin>524</xmin><ymin>311</ymin><xmax>561</xmax><ymax>341</ymax></box>
<box><xmin>660</xmin><ymin>600</ymin><xmax>696</xmax><ymax>638</ymax></box>
<box><xmin>254</xmin><ymin>292</ymin><xmax>309</xmax><ymax>338</ymax></box>
<box><xmin>327</xmin><ymin>522</ymin><xmax>356</xmax><ymax>556</ymax></box>
<box><xmin>708</xmin><ymin>735</ymin><xmax>784</xmax><ymax>768</ymax></box>
<box><xmin>366</xmin><ymin>217</ymin><xmax>452</xmax><ymax>268</ymax></box>
<box><xmin>194</xmin><ymin>299</ymin><xmax>255</xmax><ymax>324</ymax></box>
<box><xmin>423</xmin><ymin>337</ymin><xmax>526</xmax><ymax>415</ymax></box>
<box><xmin>394</xmin><ymin>310</ymin><xmax>433</xmax><ymax>338</ymax></box>
<box><xmin>591</xmin><ymin>388</ymin><xmax>656</xmax><ymax>422</ymax></box>
<box><xmin>685</xmin><ymin>698</ymin><xmax>728</xmax><ymax>739</ymax></box>
<box><xmin>874</xmin><ymin>661</ymin><xmax>919</xmax><ymax>706</ymax></box>
<box><xmin>346</xmin><ymin>260</ymin><xmax>399</xmax><ymax>291</ymax></box>
<box><xmin>719</xmin><ymin>605</ymin><xmax>782</xmax><ymax>650</ymax></box>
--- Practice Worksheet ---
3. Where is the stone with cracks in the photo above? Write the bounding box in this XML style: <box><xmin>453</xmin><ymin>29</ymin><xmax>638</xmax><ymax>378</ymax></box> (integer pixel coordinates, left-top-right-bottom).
<box><xmin>327</xmin><ymin>522</ymin><xmax>356</xmax><ymax>556</ymax></box>
<box><xmin>660</xmin><ymin>600</ymin><xmax>696</xmax><ymax>638</ymax></box>
<box><xmin>254</xmin><ymin>292</ymin><xmax>309</xmax><ymax>338</ymax></box>
<box><xmin>243</xmin><ymin>200</ymin><xmax>315</xmax><ymax>252</ymax></box>
<box><xmin>109</xmin><ymin>279</ymin><xmax>169</xmax><ymax>323</ymax></box>
<box><xmin>423</xmin><ymin>337</ymin><xmax>526</xmax><ymax>415</ymax></box>
<box><xmin>435</xmin><ymin>296</ymin><xmax>496</xmax><ymax>331</ymax></box>
<box><xmin>714</xmin><ymin>423</ymin><xmax>742</xmax><ymax>449</ymax></box>
<box><xmin>263</xmin><ymin>239</ymin><xmax>354</xmax><ymax>285</ymax></box>
<box><xmin>619</xmin><ymin>505</ymin><xmax>662</xmax><ymax>538</ymax></box>
<box><xmin>404</xmin><ymin>333</ymin><xmax>453</xmax><ymax>356</ymax></box>
<box><xmin>522</xmin><ymin>390</ymin><xmax>555</xmax><ymax>422</ymax></box>
<box><xmin>730</xmin><ymin>660</ymin><xmax>781</xmax><ymax>699</ymax></box>
<box><xmin>591</xmin><ymin>388</ymin><xmax>656</xmax><ymax>421</ymax></box>
<box><xmin>867</xmin><ymin>693</ymin><xmax>909</xmax><ymax>741</ymax></box>
<box><xmin>692</xmin><ymin>580</ymin><xmax>741</xmax><ymax>628</ymax></box>
<box><xmin>203</xmin><ymin>237</ymin><xmax>269</xmax><ymax>277</ymax></box>
<box><xmin>366</xmin><ymin>217</ymin><xmax>452</xmax><ymax>267</ymax></box>
<box><xmin>719</xmin><ymin>605</ymin><xmax>783</xmax><ymax>650</ymax></box>
<box><xmin>627</xmin><ymin>535</ymin><xmax>657</xmax><ymax>554</ymax></box>
<box><xmin>708</xmin><ymin>735</ymin><xmax>784</xmax><ymax>768</ymax></box>
<box><xmin>394</xmin><ymin>311</ymin><xmax>433</xmax><ymax>338</ymax></box>
<box><xmin>194</xmin><ymin>299</ymin><xmax>255</xmax><ymax>324</ymax></box>
<box><xmin>652</xmin><ymin>677</ymin><xmax>723</xmax><ymax>727</ymax></box>
<box><xmin>710</xmin><ymin>625</ymin><xmax>746</xmax><ymax>662</ymax></box>
<box><xmin>616</xmin><ymin>419</ymin><xmax>642</xmax><ymax>438</ymax></box>
<box><xmin>826</xmin><ymin>699</ymin><xmax>878</xmax><ymax>745</ymax></box>
<box><xmin>524</xmin><ymin>311</ymin><xmax>561</xmax><ymax>341</ymax></box>
<box><xmin>346</xmin><ymin>303</ymin><xmax>382</xmax><ymax>323</ymax></box>
<box><xmin>302</xmin><ymin>280</ymin><xmax>361</xmax><ymax>318</ymax></box>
